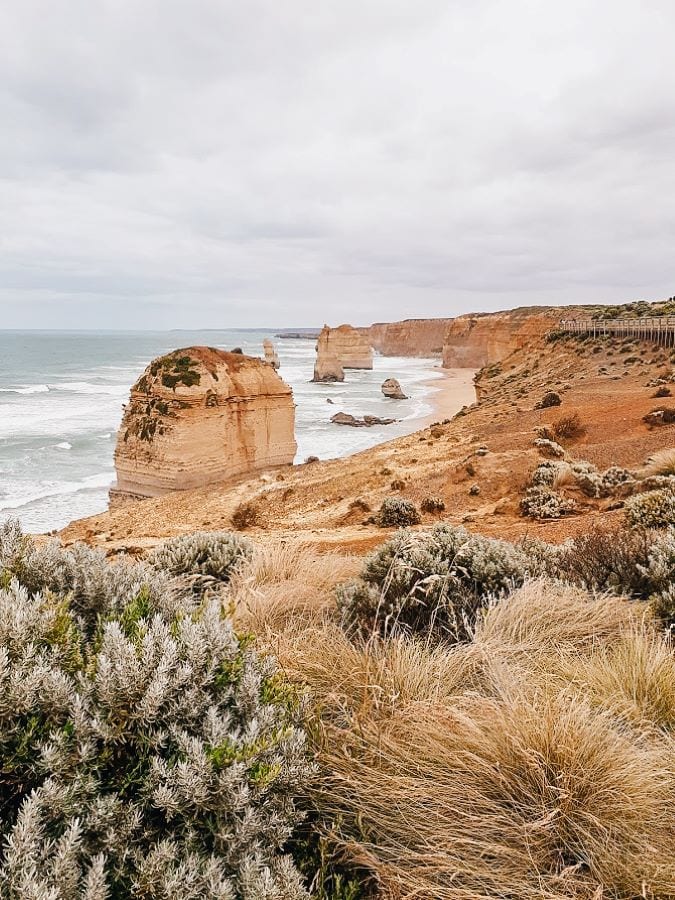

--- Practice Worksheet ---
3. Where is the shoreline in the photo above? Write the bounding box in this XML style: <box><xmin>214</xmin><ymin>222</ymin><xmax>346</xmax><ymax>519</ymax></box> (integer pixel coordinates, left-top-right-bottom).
<box><xmin>418</xmin><ymin>366</ymin><xmax>476</xmax><ymax>428</ymax></box>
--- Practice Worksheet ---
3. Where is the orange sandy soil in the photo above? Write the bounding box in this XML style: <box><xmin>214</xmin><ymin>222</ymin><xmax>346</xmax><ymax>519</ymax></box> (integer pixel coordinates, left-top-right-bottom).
<box><xmin>60</xmin><ymin>332</ymin><xmax>675</xmax><ymax>557</ymax></box>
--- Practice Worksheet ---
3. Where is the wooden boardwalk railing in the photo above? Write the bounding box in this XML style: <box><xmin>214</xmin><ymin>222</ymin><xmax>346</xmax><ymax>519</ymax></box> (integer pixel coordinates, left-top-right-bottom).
<box><xmin>559</xmin><ymin>317</ymin><xmax>675</xmax><ymax>348</ymax></box>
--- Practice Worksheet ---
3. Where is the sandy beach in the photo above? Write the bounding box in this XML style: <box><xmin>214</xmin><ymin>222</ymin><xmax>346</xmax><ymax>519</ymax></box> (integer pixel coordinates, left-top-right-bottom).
<box><xmin>419</xmin><ymin>366</ymin><xmax>476</xmax><ymax>428</ymax></box>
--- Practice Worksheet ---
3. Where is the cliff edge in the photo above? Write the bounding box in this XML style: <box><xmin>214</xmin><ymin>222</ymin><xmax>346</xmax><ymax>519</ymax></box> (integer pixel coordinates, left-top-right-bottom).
<box><xmin>111</xmin><ymin>347</ymin><xmax>296</xmax><ymax>504</ymax></box>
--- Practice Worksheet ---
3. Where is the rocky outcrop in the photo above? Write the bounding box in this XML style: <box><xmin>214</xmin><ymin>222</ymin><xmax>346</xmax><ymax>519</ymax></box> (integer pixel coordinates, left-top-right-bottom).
<box><xmin>366</xmin><ymin>319</ymin><xmax>450</xmax><ymax>357</ymax></box>
<box><xmin>331</xmin><ymin>412</ymin><xmax>396</xmax><ymax>427</ymax></box>
<box><xmin>263</xmin><ymin>338</ymin><xmax>280</xmax><ymax>370</ymax></box>
<box><xmin>381</xmin><ymin>378</ymin><xmax>408</xmax><ymax>400</ymax></box>
<box><xmin>110</xmin><ymin>347</ymin><xmax>296</xmax><ymax>504</ymax></box>
<box><xmin>442</xmin><ymin>310</ymin><xmax>560</xmax><ymax>368</ymax></box>
<box><xmin>312</xmin><ymin>326</ymin><xmax>345</xmax><ymax>382</ymax></box>
<box><xmin>313</xmin><ymin>324</ymin><xmax>373</xmax><ymax>380</ymax></box>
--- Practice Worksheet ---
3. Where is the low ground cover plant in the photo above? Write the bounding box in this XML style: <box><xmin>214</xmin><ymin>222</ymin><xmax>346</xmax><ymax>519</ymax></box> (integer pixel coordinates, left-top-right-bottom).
<box><xmin>0</xmin><ymin>521</ymin><xmax>312</xmax><ymax>900</ymax></box>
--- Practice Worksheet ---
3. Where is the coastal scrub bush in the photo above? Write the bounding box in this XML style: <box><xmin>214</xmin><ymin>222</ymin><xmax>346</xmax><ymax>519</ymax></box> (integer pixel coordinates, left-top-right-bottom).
<box><xmin>520</xmin><ymin>487</ymin><xmax>576</xmax><ymax>519</ymax></box>
<box><xmin>420</xmin><ymin>496</ymin><xmax>446</xmax><ymax>513</ymax></box>
<box><xmin>534</xmin><ymin>390</ymin><xmax>562</xmax><ymax>409</ymax></box>
<box><xmin>374</xmin><ymin>497</ymin><xmax>421</xmax><ymax>528</ymax></box>
<box><xmin>148</xmin><ymin>529</ymin><xmax>252</xmax><ymax>597</ymax></box>
<box><xmin>337</xmin><ymin>524</ymin><xmax>530</xmax><ymax>641</ymax></box>
<box><xmin>625</xmin><ymin>487</ymin><xmax>675</xmax><ymax>528</ymax></box>
<box><xmin>553</xmin><ymin>411</ymin><xmax>586</xmax><ymax>440</ymax></box>
<box><xmin>231</xmin><ymin>500</ymin><xmax>260</xmax><ymax>530</ymax></box>
<box><xmin>0</xmin><ymin>520</ymin><xmax>170</xmax><ymax>634</ymax></box>
<box><xmin>652</xmin><ymin>386</ymin><xmax>672</xmax><ymax>398</ymax></box>
<box><xmin>0</xmin><ymin>522</ymin><xmax>312</xmax><ymax>899</ymax></box>
<box><xmin>533</xmin><ymin>437</ymin><xmax>565</xmax><ymax>458</ymax></box>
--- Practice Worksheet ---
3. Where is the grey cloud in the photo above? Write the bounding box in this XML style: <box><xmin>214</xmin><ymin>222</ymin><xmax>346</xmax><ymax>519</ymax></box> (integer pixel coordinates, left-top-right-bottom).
<box><xmin>0</xmin><ymin>0</ymin><xmax>673</xmax><ymax>329</ymax></box>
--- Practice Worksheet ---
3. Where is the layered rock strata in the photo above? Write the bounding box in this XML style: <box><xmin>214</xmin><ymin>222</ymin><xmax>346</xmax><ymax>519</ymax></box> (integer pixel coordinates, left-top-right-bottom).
<box><xmin>312</xmin><ymin>326</ymin><xmax>345</xmax><ymax>382</ymax></box>
<box><xmin>111</xmin><ymin>347</ymin><xmax>296</xmax><ymax>504</ymax></box>
<box><xmin>367</xmin><ymin>319</ymin><xmax>450</xmax><ymax>357</ymax></box>
<box><xmin>313</xmin><ymin>324</ymin><xmax>372</xmax><ymax>381</ymax></box>
<box><xmin>442</xmin><ymin>311</ymin><xmax>560</xmax><ymax>368</ymax></box>
<box><xmin>263</xmin><ymin>338</ymin><xmax>280</xmax><ymax>370</ymax></box>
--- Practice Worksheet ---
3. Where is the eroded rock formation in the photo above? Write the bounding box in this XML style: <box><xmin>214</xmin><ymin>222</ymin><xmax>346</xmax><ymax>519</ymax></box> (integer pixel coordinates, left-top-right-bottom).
<box><xmin>313</xmin><ymin>325</ymin><xmax>372</xmax><ymax>381</ymax></box>
<box><xmin>367</xmin><ymin>319</ymin><xmax>450</xmax><ymax>357</ymax></box>
<box><xmin>263</xmin><ymin>338</ymin><xmax>280</xmax><ymax>370</ymax></box>
<box><xmin>442</xmin><ymin>311</ymin><xmax>559</xmax><ymax>368</ymax></box>
<box><xmin>381</xmin><ymin>378</ymin><xmax>408</xmax><ymax>400</ymax></box>
<box><xmin>312</xmin><ymin>326</ymin><xmax>345</xmax><ymax>382</ymax></box>
<box><xmin>331</xmin><ymin>412</ymin><xmax>396</xmax><ymax>427</ymax></box>
<box><xmin>111</xmin><ymin>347</ymin><xmax>296</xmax><ymax>504</ymax></box>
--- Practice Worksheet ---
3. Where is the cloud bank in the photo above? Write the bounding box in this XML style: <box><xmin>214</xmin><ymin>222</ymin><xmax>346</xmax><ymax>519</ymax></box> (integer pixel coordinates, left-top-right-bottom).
<box><xmin>1</xmin><ymin>0</ymin><xmax>673</xmax><ymax>328</ymax></box>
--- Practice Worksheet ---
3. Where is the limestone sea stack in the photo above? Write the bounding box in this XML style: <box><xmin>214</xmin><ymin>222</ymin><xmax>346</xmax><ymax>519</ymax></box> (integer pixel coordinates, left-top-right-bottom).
<box><xmin>312</xmin><ymin>326</ymin><xmax>344</xmax><ymax>383</ymax></box>
<box><xmin>312</xmin><ymin>324</ymin><xmax>373</xmax><ymax>382</ymax></box>
<box><xmin>328</xmin><ymin>324</ymin><xmax>373</xmax><ymax>369</ymax></box>
<box><xmin>263</xmin><ymin>338</ymin><xmax>280</xmax><ymax>370</ymax></box>
<box><xmin>381</xmin><ymin>378</ymin><xmax>408</xmax><ymax>400</ymax></box>
<box><xmin>110</xmin><ymin>347</ymin><xmax>296</xmax><ymax>505</ymax></box>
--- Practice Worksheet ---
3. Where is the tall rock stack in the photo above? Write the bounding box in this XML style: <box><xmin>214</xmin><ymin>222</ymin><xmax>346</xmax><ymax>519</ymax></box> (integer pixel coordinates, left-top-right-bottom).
<box><xmin>327</xmin><ymin>324</ymin><xmax>373</xmax><ymax>369</ymax></box>
<box><xmin>263</xmin><ymin>338</ymin><xmax>280</xmax><ymax>370</ymax></box>
<box><xmin>312</xmin><ymin>324</ymin><xmax>373</xmax><ymax>382</ymax></box>
<box><xmin>312</xmin><ymin>326</ymin><xmax>345</xmax><ymax>382</ymax></box>
<box><xmin>110</xmin><ymin>347</ymin><xmax>297</xmax><ymax>505</ymax></box>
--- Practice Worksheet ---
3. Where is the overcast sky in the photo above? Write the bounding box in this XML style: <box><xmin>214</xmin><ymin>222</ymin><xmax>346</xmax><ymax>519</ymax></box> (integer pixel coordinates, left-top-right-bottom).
<box><xmin>1</xmin><ymin>1</ymin><xmax>673</xmax><ymax>329</ymax></box>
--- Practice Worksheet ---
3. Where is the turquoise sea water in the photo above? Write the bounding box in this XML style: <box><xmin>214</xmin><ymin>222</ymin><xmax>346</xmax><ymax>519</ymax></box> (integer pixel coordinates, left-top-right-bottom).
<box><xmin>0</xmin><ymin>330</ymin><xmax>445</xmax><ymax>532</ymax></box>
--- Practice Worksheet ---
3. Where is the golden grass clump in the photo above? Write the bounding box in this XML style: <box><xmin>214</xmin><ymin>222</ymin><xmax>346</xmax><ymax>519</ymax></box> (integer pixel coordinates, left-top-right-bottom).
<box><xmin>642</xmin><ymin>447</ymin><xmax>675</xmax><ymax>478</ymax></box>
<box><xmin>230</xmin><ymin>539</ymin><xmax>360</xmax><ymax>633</ymax></box>
<box><xmin>271</xmin><ymin>578</ymin><xmax>675</xmax><ymax>900</ymax></box>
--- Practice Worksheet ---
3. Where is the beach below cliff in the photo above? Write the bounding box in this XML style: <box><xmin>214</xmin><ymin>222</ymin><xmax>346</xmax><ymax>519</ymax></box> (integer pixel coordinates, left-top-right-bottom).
<box><xmin>419</xmin><ymin>366</ymin><xmax>477</xmax><ymax>427</ymax></box>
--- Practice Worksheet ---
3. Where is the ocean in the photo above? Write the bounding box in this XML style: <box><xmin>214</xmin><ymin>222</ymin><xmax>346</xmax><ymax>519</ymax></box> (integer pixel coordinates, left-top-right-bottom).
<box><xmin>0</xmin><ymin>330</ymin><xmax>445</xmax><ymax>533</ymax></box>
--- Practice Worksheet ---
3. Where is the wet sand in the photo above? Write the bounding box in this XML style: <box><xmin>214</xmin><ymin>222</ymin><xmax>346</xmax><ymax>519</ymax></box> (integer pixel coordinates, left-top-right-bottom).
<box><xmin>419</xmin><ymin>366</ymin><xmax>476</xmax><ymax>427</ymax></box>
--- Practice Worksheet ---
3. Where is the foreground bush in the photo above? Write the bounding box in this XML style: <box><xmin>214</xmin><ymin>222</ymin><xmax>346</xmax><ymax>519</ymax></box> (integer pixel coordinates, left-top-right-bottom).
<box><xmin>625</xmin><ymin>486</ymin><xmax>675</xmax><ymax>528</ymax></box>
<box><xmin>0</xmin><ymin>521</ymin><xmax>311</xmax><ymax>899</ymax></box>
<box><xmin>149</xmin><ymin>529</ymin><xmax>252</xmax><ymax>596</ymax></box>
<box><xmin>278</xmin><ymin>582</ymin><xmax>675</xmax><ymax>900</ymax></box>
<box><xmin>338</xmin><ymin>524</ymin><xmax>531</xmax><ymax>641</ymax></box>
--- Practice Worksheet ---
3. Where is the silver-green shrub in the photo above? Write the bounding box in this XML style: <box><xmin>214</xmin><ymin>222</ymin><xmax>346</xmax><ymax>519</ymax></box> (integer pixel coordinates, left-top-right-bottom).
<box><xmin>374</xmin><ymin>497</ymin><xmax>421</xmax><ymax>527</ymax></box>
<box><xmin>0</xmin><ymin>520</ymin><xmax>173</xmax><ymax>633</ymax></box>
<box><xmin>520</xmin><ymin>487</ymin><xmax>576</xmax><ymax>519</ymax></box>
<box><xmin>625</xmin><ymin>488</ymin><xmax>675</xmax><ymax>528</ymax></box>
<box><xmin>533</xmin><ymin>438</ymin><xmax>565</xmax><ymax>458</ymax></box>
<box><xmin>0</xmin><ymin>522</ymin><xmax>312</xmax><ymax>899</ymax></box>
<box><xmin>338</xmin><ymin>524</ymin><xmax>531</xmax><ymax>641</ymax></box>
<box><xmin>149</xmin><ymin>530</ymin><xmax>252</xmax><ymax>597</ymax></box>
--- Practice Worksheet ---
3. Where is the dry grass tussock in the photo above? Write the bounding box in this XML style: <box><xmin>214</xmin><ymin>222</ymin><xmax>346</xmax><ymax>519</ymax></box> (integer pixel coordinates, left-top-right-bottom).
<box><xmin>642</xmin><ymin>447</ymin><xmax>675</xmax><ymax>478</ymax></box>
<box><xmin>272</xmin><ymin>580</ymin><xmax>675</xmax><ymax>900</ymax></box>
<box><xmin>230</xmin><ymin>539</ymin><xmax>360</xmax><ymax>633</ymax></box>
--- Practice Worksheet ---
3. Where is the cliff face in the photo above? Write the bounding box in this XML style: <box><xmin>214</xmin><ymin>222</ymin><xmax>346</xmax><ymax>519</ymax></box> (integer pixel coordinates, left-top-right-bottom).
<box><xmin>442</xmin><ymin>311</ymin><xmax>559</xmax><ymax>368</ymax></box>
<box><xmin>367</xmin><ymin>319</ymin><xmax>450</xmax><ymax>357</ymax></box>
<box><xmin>319</xmin><ymin>324</ymin><xmax>373</xmax><ymax>370</ymax></box>
<box><xmin>312</xmin><ymin>326</ymin><xmax>345</xmax><ymax>382</ymax></box>
<box><xmin>111</xmin><ymin>347</ymin><xmax>296</xmax><ymax>504</ymax></box>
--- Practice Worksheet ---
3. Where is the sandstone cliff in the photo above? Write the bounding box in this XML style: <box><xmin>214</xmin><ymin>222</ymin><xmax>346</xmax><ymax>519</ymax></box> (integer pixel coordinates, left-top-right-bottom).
<box><xmin>367</xmin><ymin>319</ymin><xmax>450</xmax><ymax>356</ymax></box>
<box><xmin>314</xmin><ymin>324</ymin><xmax>373</xmax><ymax>375</ymax></box>
<box><xmin>442</xmin><ymin>310</ymin><xmax>560</xmax><ymax>368</ymax></box>
<box><xmin>111</xmin><ymin>347</ymin><xmax>296</xmax><ymax>504</ymax></box>
<box><xmin>312</xmin><ymin>326</ymin><xmax>345</xmax><ymax>382</ymax></box>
